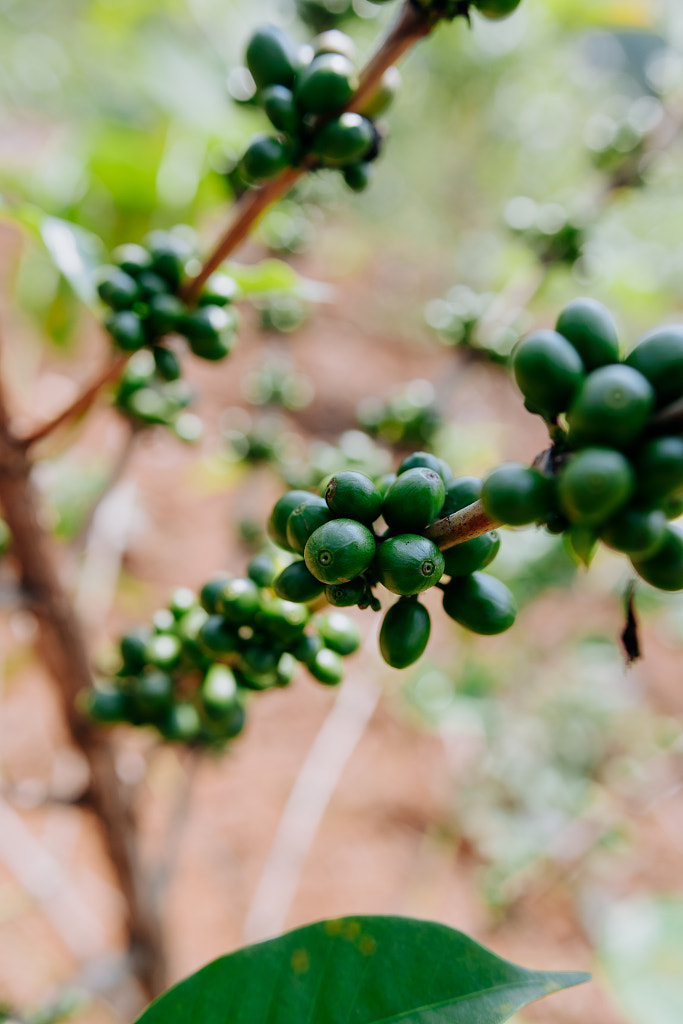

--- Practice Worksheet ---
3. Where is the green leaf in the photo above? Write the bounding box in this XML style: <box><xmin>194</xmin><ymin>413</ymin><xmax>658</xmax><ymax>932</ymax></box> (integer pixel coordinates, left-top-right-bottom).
<box><xmin>225</xmin><ymin>258</ymin><xmax>300</xmax><ymax>296</ymax></box>
<box><xmin>134</xmin><ymin>916</ymin><xmax>589</xmax><ymax>1024</ymax></box>
<box><xmin>566</xmin><ymin>526</ymin><xmax>599</xmax><ymax>568</ymax></box>
<box><xmin>599</xmin><ymin>895</ymin><xmax>683</xmax><ymax>1024</ymax></box>
<box><xmin>0</xmin><ymin>198</ymin><xmax>104</xmax><ymax>309</ymax></box>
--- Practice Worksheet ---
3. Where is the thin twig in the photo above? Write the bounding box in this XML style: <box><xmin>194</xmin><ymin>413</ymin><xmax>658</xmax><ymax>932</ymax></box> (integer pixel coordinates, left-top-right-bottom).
<box><xmin>73</xmin><ymin>422</ymin><xmax>138</xmax><ymax>552</ymax></box>
<box><xmin>20</xmin><ymin>354</ymin><xmax>128</xmax><ymax>450</ymax></box>
<box><xmin>242</xmin><ymin>672</ymin><xmax>381</xmax><ymax>944</ymax></box>
<box><xmin>183</xmin><ymin>1</ymin><xmax>436</xmax><ymax>303</ymax></box>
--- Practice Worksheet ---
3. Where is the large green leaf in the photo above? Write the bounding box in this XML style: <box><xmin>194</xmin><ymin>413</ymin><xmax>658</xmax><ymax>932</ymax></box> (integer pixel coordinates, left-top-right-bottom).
<box><xmin>135</xmin><ymin>916</ymin><xmax>589</xmax><ymax>1024</ymax></box>
<box><xmin>0</xmin><ymin>198</ymin><xmax>104</xmax><ymax>309</ymax></box>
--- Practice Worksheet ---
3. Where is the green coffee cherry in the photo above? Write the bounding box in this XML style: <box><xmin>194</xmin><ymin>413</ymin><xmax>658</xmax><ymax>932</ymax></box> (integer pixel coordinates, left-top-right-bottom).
<box><xmin>286</xmin><ymin>496</ymin><xmax>335</xmax><ymax>554</ymax></box>
<box><xmin>382</xmin><ymin>468</ymin><xmax>445</xmax><ymax>533</ymax></box>
<box><xmin>440</xmin><ymin>476</ymin><xmax>482</xmax><ymax>517</ymax></box>
<box><xmin>153</xmin><ymin>345</ymin><xmax>181</xmax><ymax>382</ymax></box>
<box><xmin>198</xmin><ymin>615</ymin><xmax>239</xmax><ymax>656</ymax></box>
<box><xmin>162</xmin><ymin>702</ymin><xmax>201</xmax><ymax>742</ymax></box>
<box><xmin>97</xmin><ymin>267</ymin><xmax>140</xmax><ymax>309</ymax></box>
<box><xmin>632</xmin><ymin>525</ymin><xmax>683</xmax><ymax>591</ymax></box>
<box><xmin>137</xmin><ymin>270</ymin><xmax>169</xmax><ymax>301</ymax></box>
<box><xmin>261</xmin><ymin>84</ymin><xmax>300</xmax><ymax>134</ymax></box>
<box><xmin>106</xmin><ymin>310</ymin><xmax>147</xmax><ymax>351</ymax></box>
<box><xmin>219</xmin><ymin>577</ymin><xmax>261</xmax><ymax>624</ymax></box>
<box><xmin>442</xmin><ymin>572</ymin><xmax>517</xmax><ymax>635</ymax></box>
<box><xmin>513</xmin><ymin>330</ymin><xmax>584</xmax><ymax>419</ymax></box>
<box><xmin>308</xmin><ymin>646</ymin><xmax>344</xmax><ymax>684</ymax></box>
<box><xmin>144</xmin><ymin>633</ymin><xmax>182</xmax><ymax>669</ymax></box>
<box><xmin>481</xmin><ymin>463</ymin><xmax>554</xmax><ymax>526</ymax></box>
<box><xmin>312</xmin><ymin>114</ymin><xmax>374</xmax><ymax>167</ymax></box>
<box><xmin>312</xmin><ymin>30</ymin><xmax>355</xmax><ymax>61</ymax></box>
<box><xmin>325</xmin><ymin>471</ymin><xmax>382</xmax><ymax>525</ymax></box>
<box><xmin>145</xmin><ymin>231</ymin><xmax>190</xmax><ymax>291</ymax></box>
<box><xmin>274</xmin><ymin>560</ymin><xmax>325</xmax><ymax>603</ymax></box>
<box><xmin>241</xmin><ymin>134</ymin><xmax>292</xmax><ymax>182</ymax></box>
<box><xmin>255</xmin><ymin>596</ymin><xmax>309</xmax><ymax>641</ymax></box>
<box><xmin>558</xmin><ymin>447</ymin><xmax>634</xmax><ymax>526</ymax></box>
<box><xmin>292</xmin><ymin>632</ymin><xmax>324</xmax><ymax>665</ymax></box>
<box><xmin>316</xmin><ymin>611</ymin><xmax>361</xmax><ymax>655</ymax></box>
<box><xmin>473</xmin><ymin>0</ymin><xmax>523</xmax><ymax>18</ymax></box>
<box><xmin>199</xmin><ymin>574</ymin><xmax>232</xmax><ymax>614</ymax></box>
<box><xmin>324</xmin><ymin>577</ymin><xmax>367</xmax><ymax>607</ymax></box>
<box><xmin>247</xmin><ymin>553</ymin><xmax>279</xmax><ymax>588</ymax></box>
<box><xmin>269</xmin><ymin>489</ymin><xmax>316</xmax><ymax>549</ymax></box>
<box><xmin>343</xmin><ymin>163</ymin><xmax>372</xmax><ymax>192</ymax></box>
<box><xmin>379</xmin><ymin>598</ymin><xmax>430</xmax><ymax>669</ymax></box>
<box><xmin>246</xmin><ymin>24</ymin><xmax>298</xmax><ymax>90</ymax></box>
<box><xmin>601</xmin><ymin>507</ymin><xmax>668</xmax><ymax>559</ymax></box>
<box><xmin>398</xmin><ymin>451</ymin><xmax>451</xmax><ymax>483</ymax></box>
<box><xmin>198</xmin><ymin>272</ymin><xmax>238</xmax><ymax>307</ymax></box>
<box><xmin>147</xmin><ymin>294</ymin><xmax>185</xmax><ymax>338</ymax></box>
<box><xmin>304</xmin><ymin>519</ymin><xmax>376</xmax><ymax>584</ymax></box>
<box><xmin>120</xmin><ymin>628</ymin><xmax>152</xmax><ymax>672</ymax></box>
<box><xmin>374</xmin><ymin>534</ymin><xmax>445</xmax><ymax>596</ymax></box>
<box><xmin>295</xmin><ymin>53</ymin><xmax>357</xmax><ymax>115</ymax></box>
<box><xmin>112</xmin><ymin>244</ymin><xmax>153</xmax><ymax>278</ymax></box>
<box><xmin>133</xmin><ymin>671</ymin><xmax>174</xmax><ymax>716</ymax></box>
<box><xmin>443</xmin><ymin>531</ymin><xmax>500</xmax><ymax>577</ymax></box>
<box><xmin>632</xmin><ymin>437</ymin><xmax>683</xmax><ymax>502</ymax></box>
<box><xmin>84</xmin><ymin>686</ymin><xmax>130</xmax><ymax>724</ymax></box>
<box><xmin>625</xmin><ymin>326</ymin><xmax>683</xmax><ymax>406</ymax></box>
<box><xmin>555</xmin><ymin>298</ymin><xmax>620</xmax><ymax>371</ymax></box>
<box><xmin>358</xmin><ymin>66</ymin><xmax>400</xmax><ymax>120</ymax></box>
<box><xmin>567</xmin><ymin>364</ymin><xmax>654</xmax><ymax>449</ymax></box>
<box><xmin>182</xmin><ymin>305</ymin><xmax>237</xmax><ymax>361</ymax></box>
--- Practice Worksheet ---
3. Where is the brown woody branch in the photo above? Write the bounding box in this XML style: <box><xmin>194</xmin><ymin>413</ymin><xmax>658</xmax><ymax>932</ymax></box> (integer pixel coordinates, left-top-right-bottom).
<box><xmin>20</xmin><ymin>353</ymin><xmax>129</xmax><ymax>450</ymax></box>
<box><xmin>425</xmin><ymin>498</ymin><xmax>499</xmax><ymax>550</ymax></box>
<box><xmin>183</xmin><ymin>0</ymin><xmax>437</xmax><ymax>303</ymax></box>
<box><xmin>0</xmin><ymin>381</ymin><xmax>165</xmax><ymax>999</ymax></box>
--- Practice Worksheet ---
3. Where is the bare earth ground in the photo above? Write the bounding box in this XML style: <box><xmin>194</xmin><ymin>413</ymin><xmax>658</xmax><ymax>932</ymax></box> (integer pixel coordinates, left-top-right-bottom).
<box><xmin>0</xmin><ymin>232</ymin><xmax>682</xmax><ymax>1023</ymax></box>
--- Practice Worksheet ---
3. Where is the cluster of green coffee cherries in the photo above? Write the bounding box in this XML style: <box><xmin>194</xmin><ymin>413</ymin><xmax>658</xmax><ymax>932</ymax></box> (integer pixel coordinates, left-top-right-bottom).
<box><xmin>239</xmin><ymin>24</ymin><xmax>397</xmax><ymax>192</ymax></box>
<box><xmin>96</xmin><ymin>231</ymin><xmax>239</xmax><ymax>365</ymax></box>
<box><xmin>267</xmin><ymin>455</ymin><xmax>515</xmax><ymax>670</ymax></box>
<box><xmin>356</xmin><ymin>380</ymin><xmax>442</xmax><ymax>449</ymax></box>
<box><xmin>113</xmin><ymin>350</ymin><xmax>202</xmax><ymax>441</ymax></box>
<box><xmin>480</xmin><ymin>298</ymin><xmax>683</xmax><ymax>590</ymax></box>
<box><xmin>84</xmin><ymin>566</ymin><xmax>361</xmax><ymax>749</ymax></box>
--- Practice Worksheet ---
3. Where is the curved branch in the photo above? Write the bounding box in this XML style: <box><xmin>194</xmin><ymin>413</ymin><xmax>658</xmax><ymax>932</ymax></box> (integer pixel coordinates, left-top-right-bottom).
<box><xmin>183</xmin><ymin>0</ymin><xmax>437</xmax><ymax>302</ymax></box>
<box><xmin>20</xmin><ymin>353</ymin><xmax>128</xmax><ymax>449</ymax></box>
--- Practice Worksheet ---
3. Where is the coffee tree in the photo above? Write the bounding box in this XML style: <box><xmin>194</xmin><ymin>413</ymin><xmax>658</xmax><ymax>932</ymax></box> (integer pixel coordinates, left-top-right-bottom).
<box><xmin>1</xmin><ymin>0</ymin><xmax>682</xmax><ymax>1020</ymax></box>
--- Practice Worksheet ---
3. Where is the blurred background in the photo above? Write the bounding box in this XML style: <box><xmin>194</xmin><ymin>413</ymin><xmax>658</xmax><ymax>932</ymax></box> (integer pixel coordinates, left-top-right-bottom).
<box><xmin>1</xmin><ymin>0</ymin><xmax>683</xmax><ymax>1020</ymax></box>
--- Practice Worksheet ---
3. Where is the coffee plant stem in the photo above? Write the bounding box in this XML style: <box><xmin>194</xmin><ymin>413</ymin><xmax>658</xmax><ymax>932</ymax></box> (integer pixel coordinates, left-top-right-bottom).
<box><xmin>0</xmin><ymin>374</ymin><xmax>166</xmax><ymax>998</ymax></box>
<box><xmin>425</xmin><ymin>498</ymin><xmax>499</xmax><ymax>550</ymax></box>
<box><xmin>184</xmin><ymin>0</ymin><xmax>435</xmax><ymax>302</ymax></box>
<box><xmin>20</xmin><ymin>352</ymin><xmax>129</xmax><ymax>449</ymax></box>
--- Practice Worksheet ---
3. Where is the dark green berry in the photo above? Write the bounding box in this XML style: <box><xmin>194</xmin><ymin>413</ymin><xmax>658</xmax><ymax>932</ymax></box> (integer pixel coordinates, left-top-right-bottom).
<box><xmin>343</xmin><ymin>163</ymin><xmax>372</xmax><ymax>192</ymax></box>
<box><xmin>558</xmin><ymin>447</ymin><xmax>634</xmax><ymax>527</ymax></box>
<box><xmin>295</xmin><ymin>53</ymin><xmax>356</xmax><ymax>115</ymax></box>
<box><xmin>106</xmin><ymin>310</ymin><xmax>147</xmax><ymax>351</ymax></box>
<box><xmin>312</xmin><ymin>114</ymin><xmax>374</xmax><ymax>167</ymax></box>
<box><xmin>286</xmin><ymin>496</ymin><xmax>335</xmax><ymax>554</ymax></box>
<box><xmin>219</xmin><ymin>577</ymin><xmax>261</xmax><ymax>624</ymax></box>
<box><xmin>199</xmin><ymin>574</ymin><xmax>232</xmax><ymax>614</ymax></box>
<box><xmin>198</xmin><ymin>615</ymin><xmax>239</xmax><ymax>656</ymax></box>
<box><xmin>513</xmin><ymin>329</ymin><xmax>585</xmax><ymax>419</ymax></box>
<box><xmin>241</xmin><ymin>134</ymin><xmax>292</xmax><ymax>182</ymax></box>
<box><xmin>269</xmin><ymin>489</ymin><xmax>316</xmax><ymax>550</ymax></box>
<box><xmin>382</xmin><ymin>468</ymin><xmax>445</xmax><ymax>533</ymax></box>
<box><xmin>481</xmin><ymin>463</ymin><xmax>554</xmax><ymax>526</ymax></box>
<box><xmin>443</xmin><ymin>531</ymin><xmax>500</xmax><ymax>577</ymax></box>
<box><xmin>261</xmin><ymin>84</ymin><xmax>300</xmax><ymax>134</ymax></box>
<box><xmin>632</xmin><ymin>437</ymin><xmax>683</xmax><ymax>503</ymax></box>
<box><xmin>632</xmin><ymin>524</ymin><xmax>683</xmax><ymax>591</ymax></box>
<box><xmin>567</xmin><ymin>364</ymin><xmax>654</xmax><ymax>449</ymax></box>
<box><xmin>198</xmin><ymin>272</ymin><xmax>239</xmax><ymax>307</ymax></box>
<box><xmin>374</xmin><ymin>534</ymin><xmax>445</xmax><ymax>596</ymax></box>
<box><xmin>325</xmin><ymin>471</ymin><xmax>382</xmax><ymax>525</ymax></box>
<box><xmin>304</xmin><ymin>519</ymin><xmax>376</xmax><ymax>585</ymax></box>
<box><xmin>324</xmin><ymin>577</ymin><xmax>367</xmax><ymax>607</ymax></box>
<box><xmin>246</xmin><ymin>24</ymin><xmax>298</xmax><ymax>90</ymax></box>
<box><xmin>625</xmin><ymin>326</ymin><xmax>683</xmax><ymax>407</ymax></box>
<box><xmin>473</xmin><ymin>0</ymin><xmax>523</xmax><ymax>18</ymax></box>
<box><xmin>308</xmin><ymin>647</ymin><xmax>344</xmax><ymax>685</ymax></box>
<box><xmin>379</xmin><ymin>598</ymin><xmax>430</xmax><ymax>669</ymax></box>
<box><xmin>440</xmin><ymin>476</ymin><xmax>482</xmax><ymax>517</ymax></box>
<box><xmin>274</xmin><ymin>560</ymin><xmax>325</xmax><ymax>603</ymax></box>
<box><xmin>97</xmin><ymin>267</ymin><xmax>140</xmax><ymax>309</ymax></box>
<box><xmin>442</xmin><ymin>572</ymin><xmax>517</xmax><ymax>635</ymax></box>
<box><xmin>316</xmin><ymin>611</ymin><xmax>361</xmax><ymax>655</ymax></box>
<box><xmin>555</xmin><ymin>298</ymin><xmax>620</xmax><ymax>371</ymax></box>
<box><xmin>153</xmin><ymin>345</ymin><xmax>182</xmax><ymax>382</ymax></box>
<box><xmin>601</xmin><ymin>507</ymin><xmax>668</xmax><ymax>559</ymax></box>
